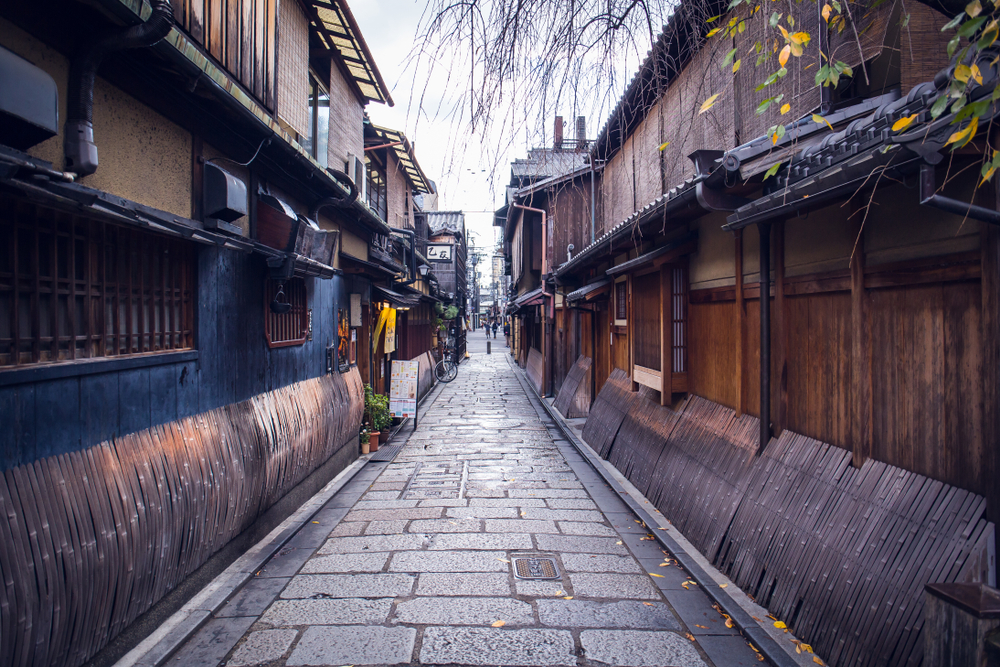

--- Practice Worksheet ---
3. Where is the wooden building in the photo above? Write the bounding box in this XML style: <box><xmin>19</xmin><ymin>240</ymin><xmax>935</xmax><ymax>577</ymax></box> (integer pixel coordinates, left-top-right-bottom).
<box><xmin>420</xmin><ymin>210</ymin><xmax>469</xmax><ymax>359</ymax></box>
<box><xmin>0</xmin><ymin>1</ymin><xmax>435</xmax><ymax>665</ymax></box>
<box><xmin>498</xmin><ymin>2</ymin><xmax>1000</xmax><ymax>664</ymax></box>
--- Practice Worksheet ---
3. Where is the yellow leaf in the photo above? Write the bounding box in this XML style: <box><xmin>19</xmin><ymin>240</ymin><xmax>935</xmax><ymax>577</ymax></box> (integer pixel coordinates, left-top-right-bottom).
<box><xmin>813</xmin><ymin>658</ymin><xmax>824</xmax><ymax>666</ymax></box>
<box><xmin>707</xmin><ymin>26</ymin><xmax>722</xmax><ymax>37</ymax></box>
<box><xmin>771</xmin><ymin>132</ymin><xmax>780</xmax><ymax>145</ymax></box>
<box><xmin>955</xmin><ymin>63</ymin><xmax>972</xmax><ymax>83</ymax></box>
<box><xmin>777</xmin><ymin>24</ymin><xmax>790</xmax><ymax>39</ymax></box>
<box><xmin>789</xmin><ymin>41</ymin><xmax>803</xmax><ymax>57</ymax></box>
<box><xmin>789</xmin><ymin>32</ymin><xmax>811</xmax><ymax>45</ymax></box>
<box><xmin>555</xmin><ymin>590</ymin><xmax>565</xmax><ymax>596</ymax></box>
<box><xmin>563</xmin><ymin>596</ymin><xmax>573</xmax><ymax>600</ymax></box>
<box><xmin>497</xmin><ymin>558</ymin><xmax>510</xmax><ymax>563</ymax></box>
<box><xmin>659</xmin><ymin>562</ymin><xmax>670</xmax><ymax>566</ymax></box>
<box><xmin>643</xmin><ymin>602</ymin><xmax>654</xmax><ymax>606</ymax></box>
<box><xmin>649</xmin><ymin>573</ymin><xmax>665</xmax><ymax>578</ymax></box>
<box><xmin>492</xmin><ymin>620</ymin><xmax>506</xmax><ymax>627</ymax></box>
<box><xmin>980</xmin><ymin>166</ymin><xmax>996</xmax><ymax>186</ymax></box>
<box><xmin>946</xmin><ymin>116</ymin><xmax>979</xmax><ymax>148</ymax></box>
<box><xmin>720</xmin><ymin>583</ymin><xmax>728</xmax><ymax>588</ymax></box>
<box><xmin>733</xmin><ymin>59</ymin><xmax>742</xmax><ymax>73</ymax></box>
<box><xmin>726</xmin><ymin>618</ymin><xmax>735</xmax><ymax>628</ymax></box>
<box><xmin>779</xmin><ymin>44</ymin><xmax>791</xmax><ymax>67</ymax></box>
<box><xmin>971</xmin><ymin>64</ymin><xmax>984</xmax><ymax>84</ymax></box>
<box><xmin>312</xmin><ymin>521</ymin><xmax>319</xmax><ymax>524</ymax></box>
<box><xmin>658</xmin><ymin>141</ymin><xmax>671</xmax><ymax>151</ymax></box>
<box><xmin>683</xmin><ymin>580</ymin><xmax>697</xmax><ymax>586</ymax></box>
<box><xmin>780</xmin><ymin>103</ymin><xmax>791</xmax><ymax>115</ymax></box>
<box><xmin>802</xmin><ymin>644</ymin><xmax>814</xmax><ymax>653</ymax></box>
<box><xmin>758</xmin><ymin>655</ymin><xmax>765</xmax><ymax>662</ymax></box>
<box><xmin>967</xmin><ymin>0</ymin><xmax>982</xmax><ymax>16</ymax></box>
<box><xmin>812</xmin><ymin>114</ymin><xmax>833</xmax><ymax>130</ymax></box>
<box><xmin>696</xmin><ymin>624</ymin><xmax>708</xmax><ymax>628</ymax></box>
<box><xmin>892</xmin><ymin>114</ymin><xmax>918</xmax><ymax>132</ymax></box>
<box><xmin>520</xmin><ymin>511</ymin><xmax>527</xmax><ymax>517</ymax></box>
<box><xmin>774</xmin><ymin>621</ymin><xmax>787</xmax><ymax>629</ymax></box>
<box><xmin>682</xmin><ymin>582</ymin><xmax>691</xmax><ymax>589</ymax></box>
<box><xmin>700</xmin><ymin>93</ymin><xmax>721</xmax><ymax>114</ymax></box>
<box><xmin>822</xmin><ymin>3</ymin><xmax>832</xmax><ymax>21</ymax></box>
<box><xmin>685</xmin><ymin>633</ymin><xmax>696</xmax><ymax>641</ymax></box>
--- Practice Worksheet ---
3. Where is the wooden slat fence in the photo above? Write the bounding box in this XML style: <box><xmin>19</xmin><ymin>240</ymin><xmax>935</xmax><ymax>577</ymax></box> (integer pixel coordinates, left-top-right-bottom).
<box><xmin>553</xmin><ymin>355</ymin><xmax>592</xmax><ymax>419</ymax></box>
<box><xmin>526</xmin><ymin>347</ymin><xmax>544</xmax><ymax>395</ymax></box>
<box><xmin>587</xmin><ymin>384</ymin><xmax>995</xmax><ymax>667</ymax></box>
<box><xmin>0</xmin><ymin>368</ymin><xmax>364</xmax><ymax>667</ymax></box>
<box><xmin>581</xmin><ymin>368</ymin><xmax>639</xmax><ymax>459</ymax></box>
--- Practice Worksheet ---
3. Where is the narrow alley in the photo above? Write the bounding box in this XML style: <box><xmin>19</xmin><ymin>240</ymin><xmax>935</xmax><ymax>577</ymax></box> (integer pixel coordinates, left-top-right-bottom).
<box><xmin>148</xmin><ymin>342</ymin><xmax>760</xmax><ymax>667</ymax></box>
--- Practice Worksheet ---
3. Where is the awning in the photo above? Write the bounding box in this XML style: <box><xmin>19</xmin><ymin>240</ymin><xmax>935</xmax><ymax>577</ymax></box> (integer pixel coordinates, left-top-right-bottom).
<box><xmin>566</xmin><ymin>278</ymin><xmax>611</xmax><ymax>303</ymax></box>
<box><xmin>341</xmin><ymin>251</ymin><xmax>398</xmax><ymax>278</ymax></box>
<box><xmin>510</xmin><ymin>287</ymin><xmax>545</xmax><ymax>313</ymax></box>
<box><xmin>373</xmin><ymin>285</ymin><xmax>421</xmax><ymax>308</ymax></box>
<box><xmin>606</xmin><ymin>235</ymin><xmax>697</xmax><ymax>277</ymax></box>
<box><xmin>367</xmin><ymin>125</ymin><xmax>431</xmax><ymax>193</ymax></box>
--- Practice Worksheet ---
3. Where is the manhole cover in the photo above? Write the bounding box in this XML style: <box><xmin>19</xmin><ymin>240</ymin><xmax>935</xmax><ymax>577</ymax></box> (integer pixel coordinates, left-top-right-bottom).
<box><xmin>512</xmin><ymin>556</ymin><xmax>560</xmax><ymax>580</ymax></box>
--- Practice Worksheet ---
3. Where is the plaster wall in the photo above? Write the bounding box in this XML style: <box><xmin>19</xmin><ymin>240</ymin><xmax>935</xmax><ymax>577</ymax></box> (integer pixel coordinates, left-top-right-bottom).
<box><xmin>689</xmin><ymin>212</ymin><xmax>736</xmax><ymax>289</ymax></box>
<box><xmin>785</xmin><ymin>206</ymin><xmax>855</xmax><ymax>276</ymax></box>
<box><xmin>2</xmin><ymin>17</ymin><xmax>191</xmax><ymax>219</ymax></box>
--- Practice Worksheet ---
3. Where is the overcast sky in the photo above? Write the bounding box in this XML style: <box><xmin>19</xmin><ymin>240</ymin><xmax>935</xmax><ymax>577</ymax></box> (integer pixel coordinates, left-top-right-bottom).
<box><xmin>350</xmin><ymin>0</ymin><xmax>663</xmax><ymax>281</ymax></box>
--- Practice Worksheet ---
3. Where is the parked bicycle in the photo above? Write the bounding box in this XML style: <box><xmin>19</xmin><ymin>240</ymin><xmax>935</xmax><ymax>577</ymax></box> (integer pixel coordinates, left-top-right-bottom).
<box><xmin>434</xmin><ymin>336</ymin><xmax>459</xmax><ymax>383</ymax></box>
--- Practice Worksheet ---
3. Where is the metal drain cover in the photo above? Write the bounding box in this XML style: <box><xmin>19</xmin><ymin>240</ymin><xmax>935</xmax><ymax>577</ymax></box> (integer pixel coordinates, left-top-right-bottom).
<box><xmin>512</xmin><ymin>556</ymin><xmax>560</xmax><ymax>580</ymax></box>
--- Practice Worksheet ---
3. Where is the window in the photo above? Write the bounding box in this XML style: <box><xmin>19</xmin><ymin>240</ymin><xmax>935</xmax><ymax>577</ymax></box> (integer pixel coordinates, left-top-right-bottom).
<box><xmin>614</xmin><ymin>278</ymin><xmax>628</xmax><ymax>324</ymax></box>
<box><xmin>303</xmin><ymin>72</ymin><xmax>329</xmax><ymax>167</ymax></box>
<box><xmin>265</xmin><ymin>278</ymin><xmax>308</xmax><ymax>348</ymax></box>
<box><xmin>671</xmin><ymin>266</ymin><xmax>687</xmax><ymax>373</ymax></box>
<box><xmin>366</xmin><ymin>158</ymin><xmax>387</xmax><ymax>221</ymax></box>
<box><xmin>633</xmin><ymin>272</ymin><xmax>660</xmax><ymax>371</ymax></box>
<box><xmin>0</xmin><ymin>198</ymin><xmax>195</xmax><ymax>367</ymax></box>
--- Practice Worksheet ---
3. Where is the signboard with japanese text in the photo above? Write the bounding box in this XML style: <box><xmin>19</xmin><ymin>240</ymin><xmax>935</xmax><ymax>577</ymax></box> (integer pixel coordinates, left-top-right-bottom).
<box><xmin>389</xmin><ymin>359</ymin><xmax>420</xmax><ymax>418</ymax></box>
<box><xmin>427</xmin><ymin>245</ymin><xmax>453</xmax><ymax>261</ymax></box>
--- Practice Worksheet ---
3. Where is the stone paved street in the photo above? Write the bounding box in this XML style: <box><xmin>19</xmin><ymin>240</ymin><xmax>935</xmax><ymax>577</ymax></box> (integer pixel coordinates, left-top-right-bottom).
<box><xmin>167</xmin><ymin>343</ymin><xmax>760</xmax><ymax>666</ymax></box>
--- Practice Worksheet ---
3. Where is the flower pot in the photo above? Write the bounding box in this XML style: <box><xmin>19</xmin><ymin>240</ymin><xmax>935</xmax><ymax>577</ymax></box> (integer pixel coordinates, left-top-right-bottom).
<box><xmin>369</xmin><ymin>431</ymin><xmax>380</xmax><ymax>452</ymax></box>
<box><xmin>361</xmin><ymin>440</ymin><xmax>370</xmax><ymax>455</ymax></box>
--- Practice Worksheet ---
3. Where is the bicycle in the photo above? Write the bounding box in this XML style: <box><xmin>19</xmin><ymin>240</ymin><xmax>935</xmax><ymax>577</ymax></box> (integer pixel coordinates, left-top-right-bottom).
<box><xmin>434</xmin><ymin>336</ymin><xmax>459</xmax><ymax>383</ymax></box>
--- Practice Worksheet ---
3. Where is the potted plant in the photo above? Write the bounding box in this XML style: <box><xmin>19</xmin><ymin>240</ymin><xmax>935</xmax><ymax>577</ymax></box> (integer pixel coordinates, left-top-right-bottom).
<box><xmin>364</xmin><ymin>384</ymin><xmax>391</xmax><ymax>451</ymax></box>
<box><xmin>359</xmin><ymin>428</ymin><xmax>371</xmax><ymax>455</ymax></box>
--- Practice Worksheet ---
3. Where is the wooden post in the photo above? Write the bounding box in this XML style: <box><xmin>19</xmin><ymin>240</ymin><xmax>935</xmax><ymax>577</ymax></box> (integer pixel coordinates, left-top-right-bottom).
<box><xmin>850</xmin><ymin>218</ymin><xmax>873</xmax><ymax>467</ymax></box>
<box><xmin>735</xmin><ymin>229</ymin><xmax>745</xmax><ymax>416</ymax></box>
<box><xmin>660</xmin><ymin>265</ymin><xmax>672</xmax><ymax>406</ymax></box>
<box><xmin>774</xmin><ymin>220</ymin><xmax>787</xmax><ymax>436</ymax></box>
<box><xmin>983</xmin><ymin>196</ymin><xmax>1000</xmax><ymax>533</ymax></box>
<box><xmin>629</xmin><ymin>275</ymin><xmax>638</xmax><ymax>392</ymax></box>
<box><xmin>923</xmin><ymin>583</ymin><xmax>1000</xmax><ymax>667</ymax></box>
<box><xmin>758</xmin><ymin>222</ymin><xmax>771</xmax><ymax>453</ymax></box>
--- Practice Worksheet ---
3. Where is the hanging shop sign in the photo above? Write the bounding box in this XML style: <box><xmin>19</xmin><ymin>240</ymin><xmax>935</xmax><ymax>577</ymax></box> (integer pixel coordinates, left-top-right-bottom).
<box><xmin>427</xmin><ymin>245</ymin><xmax>453</xmax><ymax>261</ymax></box>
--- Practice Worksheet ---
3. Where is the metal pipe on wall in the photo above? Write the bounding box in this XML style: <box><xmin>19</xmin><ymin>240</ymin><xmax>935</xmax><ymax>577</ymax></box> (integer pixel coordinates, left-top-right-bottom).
<box><xmin>758</xmin><ymin>222</ymin><xmax>771</xmax><ymax>454</ymax></box>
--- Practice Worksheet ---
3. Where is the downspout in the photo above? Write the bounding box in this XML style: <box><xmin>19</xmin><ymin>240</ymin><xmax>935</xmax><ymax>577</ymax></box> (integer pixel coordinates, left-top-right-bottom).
<box><xmin>310</xmin><ymin>169</ymin><xmax>359</xmax><ymax>219</ymax></box>
<box><xmin>511</xmin><ymin>203</ymin><xmax>553</xmax><ymax>396</ymax></box>
<box><xmin>919</xmin><ymin>163</ymin><xmax>1000</xmax><ymax>225</ymax></box>
<box><xmin>64</xmin><ymin>0</ymin><xmax>174</xmax><ymax>176</ymax></box>
<box><xmin>758</xmin><ymin>222</ymin><xmax>772</xmax><ymax>454</ymax></box>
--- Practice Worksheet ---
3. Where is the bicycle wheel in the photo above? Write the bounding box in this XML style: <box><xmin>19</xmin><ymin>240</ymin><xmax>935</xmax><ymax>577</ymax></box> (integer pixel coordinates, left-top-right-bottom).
<box><xmin>435</xmin><ymin>359</ymin><xmax>456</xmax><ymax>383</ymax></box>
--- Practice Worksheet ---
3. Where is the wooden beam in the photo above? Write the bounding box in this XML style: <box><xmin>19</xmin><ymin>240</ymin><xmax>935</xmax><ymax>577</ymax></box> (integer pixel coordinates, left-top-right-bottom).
<box><xmin>735</xmin><ymin>229</ymin><xmax>745</xmax><ymax>416</ymax></box>
<box><xmin>628</xmin><ymin>275</ymin><xmax>638</xmax><ymax>392</ymax></box>
<box><xmin>850</xmin><ymin>217</ymin><xmax>873</xmax><ymax>467</ymax></box>
<box><xmin>774</xmin><ymin>220</ymin><xmax>787</xmax><ymax>437</ymax></box>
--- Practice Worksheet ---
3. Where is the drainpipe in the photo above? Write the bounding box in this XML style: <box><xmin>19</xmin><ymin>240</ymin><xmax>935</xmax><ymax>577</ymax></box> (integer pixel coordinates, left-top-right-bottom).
<box><xmin>919</xmin><ymin>163</ymin><xmax>1000</xmax><ymax>225</ymax></box>
<box><xmin>65</xmin><ymin>0</ymin><xmax>174</xmax><ymax>175</ymax></box>
<box><xmin>758</xmin><ymin>222</ymin><xmax>772</xmax><ymax>454</ymax></box>
<box><xmin>511</xmin><ymin>203</ymin><xmax>553</xmax><ymax>396</ymax></box>
<box><xmin>310</xmin><ymin>169</ymin><xmax>359</xmax><ymax>219</ymax></box>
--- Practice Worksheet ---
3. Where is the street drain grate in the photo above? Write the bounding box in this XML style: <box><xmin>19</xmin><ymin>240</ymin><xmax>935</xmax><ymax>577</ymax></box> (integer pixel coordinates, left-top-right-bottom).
<box><xmin>512</xmin><ymin>556</ymin><xmax>560</xmax><ymax>580</ymax></box>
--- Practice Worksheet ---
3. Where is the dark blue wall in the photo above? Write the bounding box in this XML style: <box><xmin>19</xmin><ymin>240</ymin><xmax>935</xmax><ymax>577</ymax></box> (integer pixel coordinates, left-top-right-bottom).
<box><xmin>0</xmin><ymin>245</ymin><xmax>347</xmax><ymax>470</ymax></box>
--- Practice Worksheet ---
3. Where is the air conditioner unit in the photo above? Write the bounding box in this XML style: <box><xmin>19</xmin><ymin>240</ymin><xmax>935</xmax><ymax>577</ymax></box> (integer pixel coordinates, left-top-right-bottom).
<box><xmin>348</xmin><ymin>154</ymin><xmax>366</xmax><ymax>204</ymax></box>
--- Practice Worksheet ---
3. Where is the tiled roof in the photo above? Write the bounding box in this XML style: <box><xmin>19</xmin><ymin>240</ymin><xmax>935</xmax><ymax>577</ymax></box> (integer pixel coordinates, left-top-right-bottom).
<box><xmin>425</xmin><ymin>211</ymin><xmax>465</xmax><ymax>238</ymax></box>
<box><xmin>510</xmin><ymin>150</ymin><xmax>590</xmax><ymax>180</ymax></box>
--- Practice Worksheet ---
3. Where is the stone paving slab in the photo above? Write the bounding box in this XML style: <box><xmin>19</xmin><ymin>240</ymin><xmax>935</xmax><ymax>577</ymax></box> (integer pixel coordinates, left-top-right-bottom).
<box><xmin>568</xmin><ymin>573</ymin><xmax>662</xmax><ymax>599</ymax></box>
<box><xmin>287</xmin><ymin>626</ymin><xmax>416</xmax><ymax>666</ymax></box>
<box><xmin>428</xmin><ymin>532</ymin><xmax>535</xmax><ymax>551</ymax></box>
<box><xmin>419</xmin><ymin>627</ymin><xmax>576</xmax><ymax>666</ymax></box>
<box><xmin>389</xmin><ymin>549</ymin><xmax>510</xmax><ymax>572</ymax></box>
<box><xmin>260</xmin><ymin>598</ymin><xmax>393</xmax><ymax>626</ymax></box>
<box><xmin>535</xmin><ymin>534</ymin><xmax>631</xmax><ymax>555</ymax></box>
<box><xmin>393</xmin><ymin>596</ymin><xmax>534</xmax><ymax>625</ymax></box>
<box><xmin>416</xmin><ymin>572</ymin><xmax>511</xmax><ymax>596</ymax></box>
<box><xmin>537</xmin><ymin>599</ymin><xmax>681</xmax><ymax>630</ymax></box>
<box><xmin>228</xmin><ymin>629</ymin><xmax>297</xmax><ymax>667</ymax></box>
<box><xmin>298</xmin><ymin>551</ymin><xmax>389</xmax><ymax>573</ymax></box>
<box><xmin>280</xmin><ymin>573</ymin><xmax>414</xmax><ymax>599</ymax></box>
<box><xmin>315</xmin><ymin>533</ymin><xmax>427</xmax><ymax>554</ymax></box>
<box><xmin>580</xmin><ymin>629</ymin><xmax>708</xmax><ymax>667</ymax></box>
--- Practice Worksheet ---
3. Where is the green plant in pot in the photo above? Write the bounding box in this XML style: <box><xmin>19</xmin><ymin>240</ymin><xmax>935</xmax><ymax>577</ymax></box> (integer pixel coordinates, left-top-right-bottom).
<box><xmin>364</xmin><ymin>384</ymin><xmax>391</xmax><ymax>451</ymax></box>
<box><xmin>359</xmin><ymin>427</ymin><xmax>371</xmax><ymax>455</ymax></box>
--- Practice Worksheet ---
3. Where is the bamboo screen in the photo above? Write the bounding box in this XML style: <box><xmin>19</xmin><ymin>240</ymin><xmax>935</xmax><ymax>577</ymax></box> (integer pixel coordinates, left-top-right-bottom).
<box><xmin>733</xmin><ymin>3</ymin><xmax>821</xmax><ymax>143</ymax></box>
<box><xmin>633</xmin><ymin>271</ymin><xmax>661</xmax><ymax>371</ymax></box>
<box><xmin>277</xmin><ymin>0</ymin><xmax>310</xmax><ymax>137</ymax></box>
<box><xmin>602</xmin><ymin>143</ymin><xmax>635</xmax><ymax>236</ymax></box>
<box><xmin>828</xmin><ymin>0</ymin><xmax>894</xmax><ymax>73</ymax></box>
<box><xmin>899</xmin><ymin>3</ymin><xmax>955</xmax><ymax>94</ymax></box>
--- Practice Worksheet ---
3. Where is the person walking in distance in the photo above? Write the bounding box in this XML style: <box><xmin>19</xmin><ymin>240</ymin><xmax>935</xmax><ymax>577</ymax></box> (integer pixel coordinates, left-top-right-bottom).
<box><xmin>503</xmin><ymin>321</ymin><xmax>510</xmax><ymax>347</ymax></box>
<box><xmin>492</xmin><ymin>320</ymin><xmax>498</xmax><ymax>339</ymax></box>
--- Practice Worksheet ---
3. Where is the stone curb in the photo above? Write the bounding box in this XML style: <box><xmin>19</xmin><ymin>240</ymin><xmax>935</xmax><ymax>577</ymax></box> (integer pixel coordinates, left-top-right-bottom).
<box><xmin>507</xmin><ymin>357</ymin><xmax>800</xmax><ymax>667</ymax></box>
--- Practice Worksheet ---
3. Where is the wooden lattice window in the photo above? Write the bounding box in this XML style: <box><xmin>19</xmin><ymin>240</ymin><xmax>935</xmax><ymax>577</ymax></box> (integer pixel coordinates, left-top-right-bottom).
<box><xmin>265</xmin><ymin>278</ymin><xmax>308</xmax><ymax>347</ymax></box>
<box><xmin>614</xmin><ymin>278</ymin><xmax>628</xmax><ymax>323</ymax></box>
<box><xmin>633</xmin><ymin>271</ymin><xmax>661</xmax><ymax>371</ymax></box>
<box><xmin>0</xmin><ymin>198</ymin><xmax>195</xmax><ymax>367</ymax></box>
<box><xmin>671</xmin><ymin>266</ymin><xmax>688</xmax><ymax>373</ymax></box>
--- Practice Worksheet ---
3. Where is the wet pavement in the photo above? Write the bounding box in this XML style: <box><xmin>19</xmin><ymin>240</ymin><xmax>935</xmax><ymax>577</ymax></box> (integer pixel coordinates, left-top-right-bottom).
<box><xmin>161</xmin><ymin>344</ymin><xmax>761</xmax><ymax>667</ymax></box>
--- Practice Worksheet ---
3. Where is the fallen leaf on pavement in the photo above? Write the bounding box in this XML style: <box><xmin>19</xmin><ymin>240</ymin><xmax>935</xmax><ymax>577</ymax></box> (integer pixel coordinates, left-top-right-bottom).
<box><xmin>658</xmin><ymin>562</ymin><xmax>670</xmax><ymax>567</ymax></box>
<box><xmin>643</xmin><ymin>602</ymin><xmax>654</xmax><ymax>606</ymax></box>
<box><xmin>563</xmin><ymin>596</ymin><xmax>573</xmax><ymax>600</ymax></box>
<box><xmin>312</xmin><ymin>521</ymin><xmax>319</xmax><ymax>524</ymax></box>
<box><xmin>726</xmin><ymin>619</ymin><xmax>734</xmax><ymax>628</ymax></box>
<box><xmin>492</xmin><ymin>620</ymin><xmax>505</xmax><ymax>627</ymax></box>
<box><xmin>497</xmin><ymin>558</ymin><xmax>510</xmax><ymax>563</ymax></box>
<box><xmin>616</xmin><ymin>541</ymin><xmax>623</xmax><ymax>545</ymax></box>
<box><xmin>685</xmin><ymin>633</ymin><xmax>696</xmax><ymax>641</ymax></box>
<box><xmin>813</xmin><ymin>658</ymin><xmax>824</xmax><ymax>665</ymax></box>
<box><xmin>774</xmin><ymin>621</ymin><xmax>787</xmax><ymax>630</ymax></box>
<box><xmin>696</xmin><ymin>625</ymin><xmax>708</xmax><ymax>629</ymax></box>
<box><xmin>649</xmin><ymin>573</ymin><xmax>665</xmax><ymax>578</ymax></box>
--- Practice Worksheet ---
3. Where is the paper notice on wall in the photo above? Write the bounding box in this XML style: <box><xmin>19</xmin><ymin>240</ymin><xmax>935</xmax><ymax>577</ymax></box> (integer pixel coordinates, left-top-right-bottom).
<box><xmin>389</xmin><ymin>359</ymin><xmax>419</xmax><ymax>418</ymax></box>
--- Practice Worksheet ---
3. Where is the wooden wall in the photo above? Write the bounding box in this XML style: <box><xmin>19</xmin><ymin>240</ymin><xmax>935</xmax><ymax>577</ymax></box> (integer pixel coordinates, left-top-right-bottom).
<box><xmin>0</xmin><ymin>246</ymin><xmax>348</xmax><ymax>470</ymax></box>
<box><xmin>687</xmin><ymin>300</ymin><xmax>739</xmax><ymax>410</ymax></box>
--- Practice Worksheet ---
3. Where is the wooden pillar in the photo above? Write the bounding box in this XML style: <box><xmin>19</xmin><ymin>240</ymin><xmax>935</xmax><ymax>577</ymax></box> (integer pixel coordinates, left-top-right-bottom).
<box><xmin>629</xmin><ymin>275</ymin><xmax>638</xmax><ymax>392</ymax></box>
<box><xmin>660</xmin><ymin>265</ymin><xmax>673</xmax><ymax>406</ymax></box>
<box><xmin>758</xmin><ymin>222</ymin><xmax>771</xmax><ymax>453</ymax></box>
<box><xmin>735</xmin><ymin>230</ymin><xmax>745</xmax><ymax>416</ymax></box>
<box><xmin>983</xmin><ymin>202</ymin><xmax>1000</xmax><ymax>529</ymax></box>
<box><xmin>774</xmin><ymin>220</ymin><xmax>787</xmax><ymax>436</ymax></box>
<box><xmin>850</xmin><ymin>220</ymin><xmax>873</xmax><ymax>467</ymax></box>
